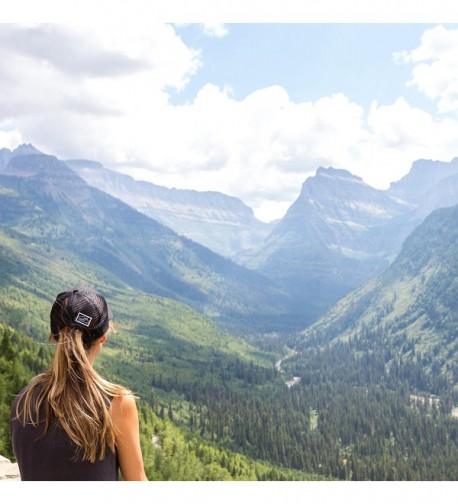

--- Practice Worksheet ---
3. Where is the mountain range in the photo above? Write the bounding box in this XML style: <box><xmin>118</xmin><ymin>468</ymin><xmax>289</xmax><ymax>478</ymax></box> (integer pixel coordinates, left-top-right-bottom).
<box><xmin>63</xmin><ymin>148</ymin><xmax>458</xmax><ymax>326</ymax></box>
<box><xmin>3</xmin><ymin>144</ymin><xmax>458</xmax><ymax>332</ymax></box>
<box><xmin>238</xmin><ymin>159</ymin><xmax>458</xmax><ymax>324</ymax></box>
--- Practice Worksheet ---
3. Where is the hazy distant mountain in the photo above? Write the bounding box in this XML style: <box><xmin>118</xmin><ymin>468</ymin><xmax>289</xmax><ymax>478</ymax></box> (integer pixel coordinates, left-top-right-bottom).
<box><xmin>238</xmin><ymin>167</ymin><xmax>410</xmax><ymax>324</ymax></box>
<box><xmin>238</xmin><ymin>159</ymin><xmax>458</xmax><ymax>325</ymax></box>
<box><xmin>4</xmin><ymin>144</ymin><xmax>458</xmax><ymax>330</ymax></box>
<box><xmin>0</xmin><ymin>151</ymin><xmax>293</xmax><ymax>334</ymax></box>
<box><xmin>65</xmin><ymin>159</ymin><xmax>274</xmax><ymax>259</ymax></box>
<box><xmin>0</xmin><ymin>143</ymin><xmax>42</xmax><ymax>167</ymax></box>
<box><xmin>388</xmin><ymin>158</ymin><xmax>458</xmax><ymax>206</ymax></box>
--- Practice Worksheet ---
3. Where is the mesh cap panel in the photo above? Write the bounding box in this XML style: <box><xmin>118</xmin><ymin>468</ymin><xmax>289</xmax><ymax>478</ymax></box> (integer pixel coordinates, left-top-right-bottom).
<box><xmin>50</xmin><ymin>287</ymin><xmax>113</xmax><ymax>344</ymax></box>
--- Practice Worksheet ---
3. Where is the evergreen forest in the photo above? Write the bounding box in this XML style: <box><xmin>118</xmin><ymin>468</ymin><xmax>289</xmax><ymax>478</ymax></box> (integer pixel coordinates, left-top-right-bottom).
<box><xmin>2</xmin><ymin>307</ymin><xmax>458</xmax><ymax>481</ymax></box>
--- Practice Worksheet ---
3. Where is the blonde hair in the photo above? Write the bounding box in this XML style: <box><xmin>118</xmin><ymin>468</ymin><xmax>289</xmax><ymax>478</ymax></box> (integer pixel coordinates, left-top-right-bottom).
<box><xmin>16</xmin><ymin>325</ymin><xmax>130</xmax><ymax>463</ymax></box>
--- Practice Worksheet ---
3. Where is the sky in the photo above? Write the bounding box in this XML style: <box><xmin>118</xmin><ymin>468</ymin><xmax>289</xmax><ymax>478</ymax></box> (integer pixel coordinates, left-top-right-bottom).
<box><xmin>2</xmin><ymin>2</ymin><xmax>458</xmax><ymax>222</ymax></box>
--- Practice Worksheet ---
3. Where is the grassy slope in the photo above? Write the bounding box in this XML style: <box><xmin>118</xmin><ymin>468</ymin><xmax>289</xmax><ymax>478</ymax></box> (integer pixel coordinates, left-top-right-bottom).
<box><xmin>0</xmin><ymin>226</ymin><xmax>275</xmax><ymax>391</ymax></box>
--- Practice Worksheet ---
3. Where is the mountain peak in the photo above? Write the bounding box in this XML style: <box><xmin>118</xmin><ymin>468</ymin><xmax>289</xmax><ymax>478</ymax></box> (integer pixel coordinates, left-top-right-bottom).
<box><xmin>299</xmin><ymin>167</ymin><xmax>369</xmax><ymax>202</ymax></box>
<box><xmin>0</xmin><ymin>143</ymin><xmax>43</xmax><ymax>168</ymax></box>
<box><xmin>388</xmin><ymin>157</ymin><xmax>458</xmax><ymax>204</ymax></box>
<box><xmin>4</xmin><ymin>153</ymin><xmax>84</xmax><ymax>193</ymax></box>
<box><xmin>315</xmin><ymin>166</ymin><xmax>363</xmax><ymax>182</ymax></box>
<box><xmin>12</xmin><ymin>143</ymin><xmax>43</xmax><ymax>157</ymax></box>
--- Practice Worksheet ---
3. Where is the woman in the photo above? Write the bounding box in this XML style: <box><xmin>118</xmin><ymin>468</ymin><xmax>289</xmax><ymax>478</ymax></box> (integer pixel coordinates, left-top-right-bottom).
<box><xmin>10</xmin><ymin>287</ymin><xmax>148</xmax><ymax>481</ymax></box>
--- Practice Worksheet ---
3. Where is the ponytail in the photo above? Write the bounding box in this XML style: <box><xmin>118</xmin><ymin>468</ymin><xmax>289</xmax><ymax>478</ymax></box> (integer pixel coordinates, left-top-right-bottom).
<box><xmin>16</xmin><ymin>326</ymin><xmax>129</xmax><ymax>463</ymax></box>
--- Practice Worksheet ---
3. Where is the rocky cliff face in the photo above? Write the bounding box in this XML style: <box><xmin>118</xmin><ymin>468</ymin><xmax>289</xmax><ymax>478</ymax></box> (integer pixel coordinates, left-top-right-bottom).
<box><xmin>237</xmin><ymin>168</ymin><xmax>410</xmax><ymax>323</ymax></box>
<box><xmin>65</xmin><ymin>159</ymin><xmax>274</xmax><ymax>259</ymax></box>
<box><xmin>252</xmin><ymin>167</ymin><xmax>410</xmax><ymax>263</ymax></box>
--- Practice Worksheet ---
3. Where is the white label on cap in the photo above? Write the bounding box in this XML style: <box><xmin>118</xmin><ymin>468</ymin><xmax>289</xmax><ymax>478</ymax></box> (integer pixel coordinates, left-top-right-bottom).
<box><xmin>75</xmin><ymin>312</ymin><xmax>92</xmax><ymax>327</ymax></box>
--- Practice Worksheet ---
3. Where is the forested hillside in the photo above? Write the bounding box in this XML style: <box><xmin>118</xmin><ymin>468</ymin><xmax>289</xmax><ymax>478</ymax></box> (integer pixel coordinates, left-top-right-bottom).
<box><xmin>292</xmin><ymin>203</ymin><xmax>458</xmax><ymax>378</ymax></box>
<box><xmin>0</xmin><ymin>210</ymin><xmax>322</xmax><ymax>480</ymax></box>
<box><xmin>4</xmin><ymin>307</ymin><xmax>458</xmax><ymax>480</ymax></box>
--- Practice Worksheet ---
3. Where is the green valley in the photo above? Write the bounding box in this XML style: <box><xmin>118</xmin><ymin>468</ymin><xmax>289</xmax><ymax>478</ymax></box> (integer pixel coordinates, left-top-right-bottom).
<box><xmin>2</xmin><ymin>150</ymin><xmax>458</xmax><ymax>481</ymax></box>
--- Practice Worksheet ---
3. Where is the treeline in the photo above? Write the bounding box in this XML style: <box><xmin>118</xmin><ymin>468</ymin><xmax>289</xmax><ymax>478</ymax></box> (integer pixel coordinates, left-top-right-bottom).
<box><xmin>137</xmin><ymin>402</ymin><xmax>325</xmax><ymax>481</ymax></box>
<box><xmin>156</xmin><ymin>379</ymin><xmax>458</xmax><ymax>480</ymax></box>
<box><xmin>290</xmin><ymin>322</ymin><xmax>457</xmax><ymax>399</ymax></box>
<box><xmin>147</xmin><ymin>324</ymin><xmax>458</xmax><ymax>481</ymax></box>
<box><xmin>149</xmin><ymin>354</ymin><xmax>278</xmax><ymax>393</ymax></box>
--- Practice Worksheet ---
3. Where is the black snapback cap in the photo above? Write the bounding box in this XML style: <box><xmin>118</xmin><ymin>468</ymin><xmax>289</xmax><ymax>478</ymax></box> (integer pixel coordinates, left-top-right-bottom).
<box><xmin>50</xmin><ymin>287</ymin><xmax>113</xmax><ymax>344</ymax></box>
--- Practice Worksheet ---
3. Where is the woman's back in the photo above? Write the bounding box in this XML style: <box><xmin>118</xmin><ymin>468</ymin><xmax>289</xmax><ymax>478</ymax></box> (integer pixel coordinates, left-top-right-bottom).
<box><xmin>10</xmin><ymin>287</ymin><xmax>147</xmax><ymax>481</ymax></box>
<box><xmin>10</xmin><ymin>383</ymin><xmax>119</xmax><ymax>481</ymax></box>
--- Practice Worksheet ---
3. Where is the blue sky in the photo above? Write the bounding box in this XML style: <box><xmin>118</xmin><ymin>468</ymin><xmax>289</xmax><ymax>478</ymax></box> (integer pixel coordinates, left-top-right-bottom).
<box><xmin>172</xmin><ymin>23</ymin><xmax>435</xmax><ymax>110</ymax></box>
<box><xmin>2</xmin><ymin>2</ymin><xmax>458</xmax><ymax>221</ymax></box>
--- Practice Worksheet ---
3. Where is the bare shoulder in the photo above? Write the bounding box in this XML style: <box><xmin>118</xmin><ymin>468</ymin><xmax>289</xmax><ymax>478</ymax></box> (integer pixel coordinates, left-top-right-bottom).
<box><xmin>110</xmin><ymin>393</ymin><xmax>138</xmax><ymax>420</ymax></box>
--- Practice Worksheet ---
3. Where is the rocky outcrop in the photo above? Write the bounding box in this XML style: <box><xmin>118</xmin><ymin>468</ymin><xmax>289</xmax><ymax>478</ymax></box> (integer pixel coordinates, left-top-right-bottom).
<box><xmin>0</xmin><ymin>455</ymin><xmax>20</xmax><ymax>480</ymax></box>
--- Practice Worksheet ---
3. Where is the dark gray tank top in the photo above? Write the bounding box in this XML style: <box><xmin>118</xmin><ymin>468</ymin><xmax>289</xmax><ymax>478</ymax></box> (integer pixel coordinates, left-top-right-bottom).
<box><xmin>10</xmin><ymin>384</ymin><xmax>119</xmax><ymax>481</ymax></box>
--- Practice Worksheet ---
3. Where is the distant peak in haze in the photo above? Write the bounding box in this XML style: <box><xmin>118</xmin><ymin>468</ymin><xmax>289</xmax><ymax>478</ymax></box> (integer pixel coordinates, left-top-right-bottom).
<box><xmin>388</xmin><ymin>157</ymin><xmax>458</xmax><ymax>205</ymax></box>
<box><xmin>298</xmin><ymin>166</ymin><xmax>367</xmax><ymax>199</ymax></box>
<box><xmin>0</xmin><ymin>143</ymin><xmax>43</xmax><ymax>168</ymax></box>
<box><xmin>315</xmin><ymin>166</ymin><xmax>364</xmax><ymax>183</ymax></box>
<box><xmin>14</xmin><ymin>143</ymin><xmax>42</xmax><ymax>154</ymax></box>
<box><xmin>7</xmin><ymin>143</ymin><xmax>43</xmax><ymax>157</ymax></box>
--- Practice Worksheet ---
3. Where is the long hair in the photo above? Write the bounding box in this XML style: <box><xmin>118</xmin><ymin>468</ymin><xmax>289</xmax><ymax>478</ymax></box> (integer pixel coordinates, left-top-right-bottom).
<box><xmin>15</xmin><ymin>324</ymin><xmax>130</xmax><ymax>463</ymax></box>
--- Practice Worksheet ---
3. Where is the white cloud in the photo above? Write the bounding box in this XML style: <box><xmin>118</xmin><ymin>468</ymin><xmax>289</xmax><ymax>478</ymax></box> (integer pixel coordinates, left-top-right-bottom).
<box><xmin>0</xmin><ymin>23</ymin><xmax>201</xmax><ymax>108</ymax></box>
<box><xmin>0</xmin><ymin>123</ymin><xmax>23</xmax><ymax>149</ymax></box>
<box><xmin>349</xmin><ymin>97</ymin><xmax>458</xmax><ymax>189</ymax></box>
<box><xmin>201</xmin><ymin>23</ymin><xmax>229</xmax><ymax>38</ymax></box>
<box><xmin>113</xmin><ymin>86</ymin><xmax>372</xmax><ymax>220</ymax></box>
<box><xmin>3</xmin><ymin>23</ymin><xmax>458</xmax><ymax>222</ymax></box>
<box><xmin>0</xmin><ymin>23</ymin><xmax>201</xmax><ymax>160</ymax></box>
<box><xmin>394</xmin><ymin>25</ymin><xmax>458</xmax><ymax>113</ymax></box>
